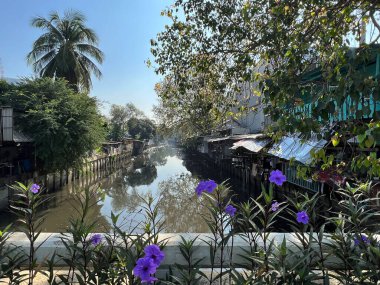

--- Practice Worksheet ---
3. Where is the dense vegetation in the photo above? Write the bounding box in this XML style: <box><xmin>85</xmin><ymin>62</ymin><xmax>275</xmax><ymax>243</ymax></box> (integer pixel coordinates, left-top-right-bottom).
<box><xmin>151</xmin><ymin>0</ymin><xmax>380</xmax><ymax>179</ymax></box>
<box><xmin>108</xmin><ymin>103</ymin><xmax>156</xmax><ymax>141</ymax></box>
<box><xmin>1</xmin><ymin>173</ymin><xmax>380</xmax><ymax>284</ymax></box>
<box><xmin>0</xmin><ymin>78</ymin><xmax>106</xmax><ymax>172</ymax></box>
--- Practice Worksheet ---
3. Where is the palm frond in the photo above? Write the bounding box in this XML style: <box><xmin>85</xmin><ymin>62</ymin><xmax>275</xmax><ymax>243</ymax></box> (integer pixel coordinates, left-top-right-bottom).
<box><xmin>75</xmin><ymin>44</ymin><xmax>104</xmax><ymax>64</ymax></box>
<box><xmin>28</xmin><ymin>9</ymin><xmax>103</xmax><ymax>91</ymax></box>
<box><xmin>77</xmin><ymin>53</ymin><xmax>102</xmax><ymax>79</ymax></box>
<box><xmin>31</xmin><ymin>50</ymin><xmax>57</xmax><ymax>74</ymax></box>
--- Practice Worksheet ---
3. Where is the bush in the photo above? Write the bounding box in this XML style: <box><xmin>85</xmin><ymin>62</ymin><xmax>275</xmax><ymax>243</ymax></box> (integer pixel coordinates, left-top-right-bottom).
<box><xmin>0</xmin><ymin>78</ymin><xmax>106</xmax><ymax>172</ymax></box>
<box><xmin>1</xmin><ymin>173</ymin><xmax>380</xmax><ymax>284</ymax></box>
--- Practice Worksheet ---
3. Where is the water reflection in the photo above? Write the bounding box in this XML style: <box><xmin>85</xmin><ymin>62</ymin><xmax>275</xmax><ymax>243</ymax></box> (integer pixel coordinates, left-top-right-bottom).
<box><xmin>157</xmin><ymin>173</ymin><xmax>209</xmax><ymax>232</ymax></box>
<box><xmin>40</xmin><ymin>184</ymin><xmax>111</xmax><ymax>232</ymax></box>
<box><xmin>0</xmin><ymin>147</ymin><xmax>220</xmax><ymax>232</ymax></box>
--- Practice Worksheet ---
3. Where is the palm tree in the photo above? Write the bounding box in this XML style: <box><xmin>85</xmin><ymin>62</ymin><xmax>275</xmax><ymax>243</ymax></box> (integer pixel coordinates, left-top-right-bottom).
<box><xmin>27</xmin><ymin>10</ymin><xmax>104</xmax><ymax>91</ymax></box>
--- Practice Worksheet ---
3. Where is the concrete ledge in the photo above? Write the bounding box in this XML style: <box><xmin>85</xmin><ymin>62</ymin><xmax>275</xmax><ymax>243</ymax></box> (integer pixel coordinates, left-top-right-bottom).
<box><xmin>5</xmin><ymin>232</ymin><xmax>380</xmax><ymax>270</ymax></box>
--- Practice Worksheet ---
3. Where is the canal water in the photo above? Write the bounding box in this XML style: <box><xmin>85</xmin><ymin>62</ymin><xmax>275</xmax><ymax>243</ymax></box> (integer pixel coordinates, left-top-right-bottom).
<box><xmin>0</xmin><ymin>146</ymin><xmax>246</xmax><ymax>233</ymax></box>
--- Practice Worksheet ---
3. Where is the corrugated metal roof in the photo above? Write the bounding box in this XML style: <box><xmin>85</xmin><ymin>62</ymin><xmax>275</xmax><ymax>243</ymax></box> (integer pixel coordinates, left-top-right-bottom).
<box><xmin>207</xmin><ymin>136</ymin><xmax>230</xmax><ymax>143</ymax></box>
<box><xmin>230</xmin><ymin>133</ymin><xmax>266</xmax><ymax>140</ymax></box>
<box><xmin>230</xmin><ymin>138</ymin><xmax>271</xmax><ymax>152</ymax></box>
<box><xmin>268</xmin><ymin>136</ymin><xmax>327</xmax><ymax>164</ymax></box>
<box><xmin>13</xmin><ymin>130</ymin><xmax>33</xmax><ymax>143</ymax></box>
<box><xmin>207</xmin><ymin>133</ymin><xmax>266</xmax><ymax>143</ymax></box>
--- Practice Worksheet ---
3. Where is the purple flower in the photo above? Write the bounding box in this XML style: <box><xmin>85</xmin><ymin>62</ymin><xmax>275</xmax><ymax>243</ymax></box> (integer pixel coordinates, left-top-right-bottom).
<box><xmin>90</xmin><ymin>234</ymin><xmax>102</xmax><ymax>246</ymax></box>
<box><xmin>269</xmin><ymin>170</ymin><xmax>286</xmax><ymax>186</ymax></box>
<box><xmin>225</xmin><ymin>204</ymin><xmax>237</xmax><ymax>217</ymax></box>
<box><xmin>271</xmin><ymin>201</ymin><xmax>280</xmax><ymax>212</ymax></box>
<box><xmin>296</xmin><ymin>211</ymin><xmax>309</xmax><ymax>224</ymax></box>
<box><xmin>133</xmin><ymin>257</ymin><xmax>157</xmax><ymax>280</ymax></box>
<box><xmin>141</xmin><ymin>276</ymin><xmax>158</xmax><ymax>284</ymax></box>
<box><xmin>195</xmin><ymin>180</ymin><xmax>217</xmax><ymax>196</ymax></box>
<box><xmin>144</xmin><ymin>244</ymin><xmax>165</xmax><ymax>266</ymax></box>
<box><xmin>354</xmin><ymin>234</ymin><xmax>370</xmax><ymax>246</ymax></box>
<box><xmin>30</xmin><ymin>184</ymin><xmax>40</xmax><ymax>194</ymax></box>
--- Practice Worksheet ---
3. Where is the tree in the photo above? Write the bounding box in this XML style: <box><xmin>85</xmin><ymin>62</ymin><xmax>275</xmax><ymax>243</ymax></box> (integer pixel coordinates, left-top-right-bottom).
<box><xmin>127</xmin><ymin>118</ymin><xmax>156</xmax><ymax>140</ymax></box>
<box><xmin>0</xmin><ymin>78</ymin><xmax>106</xmax><ymax>172</ymax></box>
<box><xmin>152</xmin><ymin>0</ymin><xmax>380</xmax><ymax>135</ymax></box>
<box><xmin>152</xmin><ymin>0</ymin><xmax>380</xmax><ymax>180</ymax></box>
<box><xmin>27</xmin><ymin>10</ymin><xmax>104</xmax><ymax>91</ymax></box>
<box><xmin>108</xmin><ymin>103</ymin><xmax>146</xmax><ymax>141</ymax></box>
<box><xmin>108</xmin><ymin>104</ymin><xmax>129</xmax><ymax>141</ymax></box>
<box><xmin>153</xmin><ymin>73</ymin><xmax>231</xmax><ymax>140</ymax></box>
<box><xmin>125</xmin><ymin>103</ymin><xmax>146</xmax><ymax>119</ymax></box>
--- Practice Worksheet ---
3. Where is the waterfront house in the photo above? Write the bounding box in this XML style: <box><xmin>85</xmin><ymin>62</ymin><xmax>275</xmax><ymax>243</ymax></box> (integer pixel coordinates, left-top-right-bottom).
<box><xmin>0</xmin><ymin>107</ymin><xmax>34</xmax><ymax>179</ymax></box>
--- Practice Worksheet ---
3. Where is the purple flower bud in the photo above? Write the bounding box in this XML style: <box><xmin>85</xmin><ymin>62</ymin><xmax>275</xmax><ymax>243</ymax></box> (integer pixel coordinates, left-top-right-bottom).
<box><xmin>90</xmin><ymin>234</ymin><xmax>102</xmax><ymax>246</ymax></box>
<box><xmin>144</xmin><ymin>244</ymin><xmax>165</xmax><ymax>267</ymax></box>
<box><xmin>225</xmin><ymin>204</ymin><xmax>237</xmax><ymax>217</ymax></box>
<box><xmin>296</xmin><ymin>211</ymin><xmax>309</xmax><ymax>224</ymax></box>
<box><xmin>30</xmin><ymin>184</ymin><xmax>40</xmax><ymax>194</ymax></box>
<box><xmin>271</xmin><ymin>201</ymin><xmax>280</xmax><ymax>212</ymax></box>
<box><xmin>269</xmin><ymin>170</ymin><xmax>286</xmax><ymax>186</ymax></box>
<box><xmin>354</xmin><ymin>234</ymin><xmax>370</xmax><ymax>246</ymax></box>
<box><xmin>133</xmin><ymin>257</ymin><xmax>157</xmax><ymax>281</ymax></box>
<box><xmin>195</xmin><ymin>180</ymin><xmax>217</xmax><ymax>196</ymax></box>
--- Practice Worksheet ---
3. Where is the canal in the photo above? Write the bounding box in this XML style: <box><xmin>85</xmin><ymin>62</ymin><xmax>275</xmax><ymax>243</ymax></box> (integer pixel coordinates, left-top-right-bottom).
<box><xmin>0</xmin><ymin>146</ymin><xmax>248</xmax><ymax>233</ymax></box>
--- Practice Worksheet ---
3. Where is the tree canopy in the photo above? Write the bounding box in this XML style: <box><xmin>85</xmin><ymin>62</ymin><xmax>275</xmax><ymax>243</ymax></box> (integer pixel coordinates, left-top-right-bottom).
<box><xmin>151</xmin><ymin>1</ymin><xmax>380</xmax><ymax>179</ymax></box>
<box><xmin>153</xmin><ymin>73</ymin><xmax>231</xmax><ymax>140</ymax></box>
<box><xmin>127</xmin><ymin>117</ymin><xmax>156</xmax><ymax>141</ymax></box>
<box><xmin>0</xmin><ymin>78</ymin><xmax>106</xmax><ymax>172</ymax></box>
<box><xmin>108</xmin><ymin>103</ymin><xmax>147</xmax><ymax>141</ymax></box>
<box><xmin>152</xmin><ymin>1</ymin><xmax>380</xmax><ymax>133</ymax></box>
<box><xmin>27</xmin><ymin>10</ymin><xmax>104</xmax><ymax>91</ymax></box>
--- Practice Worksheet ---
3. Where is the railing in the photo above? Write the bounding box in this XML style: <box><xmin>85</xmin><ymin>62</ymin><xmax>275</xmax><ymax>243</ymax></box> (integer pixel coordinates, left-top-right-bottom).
<box><xmin>284</xmin><ymin>164</ymin><xmax>321</xmax><ymax>192</ymax></box>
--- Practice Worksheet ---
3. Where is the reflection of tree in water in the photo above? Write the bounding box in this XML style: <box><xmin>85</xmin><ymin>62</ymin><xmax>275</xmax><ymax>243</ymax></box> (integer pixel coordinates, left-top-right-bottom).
<box><xmin>41</xmin><ymin>186</ymin><xmax>111</xmax><ymax>232</ymax></box>
<box><xmin>147</xmin><ymin>146</ymin><xmax>179</xmax><ymax>166</ymax></box>
<box><xmin>111</xmin><ymin>186</ymin><xmax>151</xmax><ymax>213</ymax></box>
<box><xmin>125</xmin><ymin>165</ymin><xmax>157</xmax><ymax>187</ymax></box>
<box><xmin>100</xmin><ymin>168</ymin><xmax>154</xmax><ymax>213</ymax></box>
<box><xmin>157</xmin><ymin>173</ymin><xmax>209</xmax><ymax>233</ymax></box>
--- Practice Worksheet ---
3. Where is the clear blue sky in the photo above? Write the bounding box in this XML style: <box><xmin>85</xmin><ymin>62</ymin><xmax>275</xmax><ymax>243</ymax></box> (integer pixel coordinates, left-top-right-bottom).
<box><xmin>0</xmin><ymin>0</ymin><xmax>172</xmax><ymax>118</ymax></box>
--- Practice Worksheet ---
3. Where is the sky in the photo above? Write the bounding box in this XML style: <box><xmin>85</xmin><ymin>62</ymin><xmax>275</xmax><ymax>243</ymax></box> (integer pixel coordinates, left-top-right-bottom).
<box><xmin>0</xmin><ymin>0</ymin><xmax>173</xmax><ymax>118</ymax></box>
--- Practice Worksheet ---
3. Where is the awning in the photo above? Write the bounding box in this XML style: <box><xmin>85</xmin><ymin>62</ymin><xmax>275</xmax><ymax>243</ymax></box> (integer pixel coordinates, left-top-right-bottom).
<box><xmin>268</xmin><ymin>136</ymin><xmax>327</xmax><ymax>164</ymax></box>
<box><xmin>230</xmin><ymin>138</ymin><xmax>271</xmax><ymax>152</ymax></box>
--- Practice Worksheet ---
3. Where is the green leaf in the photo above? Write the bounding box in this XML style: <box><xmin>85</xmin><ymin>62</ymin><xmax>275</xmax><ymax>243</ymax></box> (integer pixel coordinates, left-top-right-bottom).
<box><xmin>364</xmin><ymin>135</ymin><xmax>375</xmax><ymax>148</ymax></box>
<box><xmin>331</xmin><ymin>135</ymin><xmax>340</xmax><ymax>147</ymax></box>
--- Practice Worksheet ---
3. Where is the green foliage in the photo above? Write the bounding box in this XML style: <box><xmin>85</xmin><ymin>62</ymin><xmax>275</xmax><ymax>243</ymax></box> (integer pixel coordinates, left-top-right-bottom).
<box><xmin>198</xmin><ymin>183</ymin><xmax>236</xmax><ymax>284</ymax></box>
<box><xmin>127</xmin><ymin>117</ymin><xmax>156</xmax><ymax>140</ymax></box>
<box><xmin>152</xmin><ymin>0</ymin><xmax>380</xmax><ymax>180</ymax></box>
<box><xmin>0</xmin><ymin>224</ymin><xmax>24</xmax><ymax>284</ymax></box>
<box><xmin>0</xmin><ymin>77</ymin><xmax>106</xmax><ymax>172</ymax></box>
<box><xmin>10</xmin><ymin>182</ymin><xmax>50</xmax><ymax>285</ymax></box>
<box><xmin>27</xmin><ymin>10</ymin><xmax>104</xmax><ymax>91</ymax></box>
<box><xmin>108</xmin><ymin>103</ymin><xmax>147</xmax><ymax>141</ymax></box>
<box><xmin>153</xmin><ymin>73</ymin><xmax>234</xmax><ymax>140</ymax></box>
<box><xmin>165</xmin><ymin>236</ymin><xmax>205</xmax><ymax>285</ymax></box>
<box><xmin>2</xmin><ymin>179</ymin><xmax>380</xmax><ymax>284</ymax></box>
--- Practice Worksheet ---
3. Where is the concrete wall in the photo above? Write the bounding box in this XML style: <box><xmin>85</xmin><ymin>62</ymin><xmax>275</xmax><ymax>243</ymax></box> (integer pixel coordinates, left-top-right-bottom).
<box><xmin>6</xmin><ymin>232</ymin><xmax>379</xmax><ymax>271</ymax></box>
